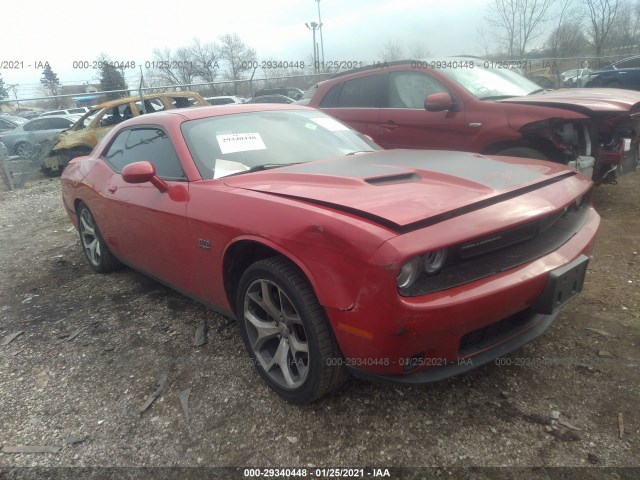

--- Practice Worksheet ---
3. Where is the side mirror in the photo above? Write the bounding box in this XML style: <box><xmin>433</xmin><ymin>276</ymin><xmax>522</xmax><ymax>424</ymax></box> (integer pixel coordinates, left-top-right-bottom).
<box><xmin>122</xmin><ymin>161</ymin><xmax>168</xmax><ymax>192</ymax></box>
<box><xmin>424</xmin><ymin>92</ymin><xmax>454</xmax><ymax>112</ymax></box>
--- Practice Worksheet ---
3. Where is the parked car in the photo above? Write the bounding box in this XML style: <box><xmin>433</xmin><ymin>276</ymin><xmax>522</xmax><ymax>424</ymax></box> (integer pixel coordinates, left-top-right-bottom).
<box><xmin>245</xmin><ymin>94</ymin><xmax>295</xmax><ymax>104</ymax></box>
<box><xmin>585</xmin><ymin>68</ymin><xmax>640</xmax><ymax>90</ymax></box>
<box><xmin>601</xmin><ymin>54</ymin><xmax>640</xmax><ymax>70</ymax></box>
<box><xmin>61</xmin><ymin>104</ymin><xmax>600</xmax><ymax>403</ymax></box>
<box><xmin>305</xmin><ymin>59</ymin><xmax>640</xmax><ymax>184</ymax></box>
<box><xmin>205</xmin><ymin>96</ymin><xmax>244</xmax><ymax>105</ymax></box>
<box><xmin>254</xmin><ymin>87</ymin><xmax>304</xmax><ymax>100</ymax></box>
<box><xmin>0</xmin><ymin>115</ymin><xmax>81</xmax><ymax>158</ymax></box>
<box><xmin>45</xmin><ymin>91</ymin><xmax>208</xmax><ymax>175</ymax></box>
<box><xmin>0</xmin><ymin>114</ymin><xmax>28</xmax><ymax>134</ymax></box>
<box><xmin>40</xmin><ymin>107</ymin><xmax>90</xmax><ymax>117</ymax></box>
<box><xmin>561</xmin><ymin>68</ymin><xmax>592</xmax><ymax>87</ymax></box>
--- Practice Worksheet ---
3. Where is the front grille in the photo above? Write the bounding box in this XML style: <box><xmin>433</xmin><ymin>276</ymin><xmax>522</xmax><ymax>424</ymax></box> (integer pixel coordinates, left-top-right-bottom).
<box><xmin>459</xmin><ymin>309</ymin><xmax>537</xmax><ymax>357</ymax></box>
<box><xmin>400</xmin><ymin>194</ymin><xmax>591</xmax><ymax>296</ymax></box>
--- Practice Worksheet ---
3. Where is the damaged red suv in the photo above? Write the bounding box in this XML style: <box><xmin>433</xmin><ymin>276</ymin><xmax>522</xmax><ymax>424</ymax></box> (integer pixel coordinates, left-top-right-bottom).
<box><xmin>304</xmin><ymin>59</ymin><xmax>640</xmax><ymax>184</ymax></box>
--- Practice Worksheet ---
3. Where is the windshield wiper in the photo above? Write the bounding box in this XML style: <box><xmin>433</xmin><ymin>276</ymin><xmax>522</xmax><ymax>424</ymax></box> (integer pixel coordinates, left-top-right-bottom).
<box><xmin>479</xmin><ymin>95</ymin><xmax>516</xmax><ymax>100</ymax></box>
<box><xmin>225</xmin><ymin>162</ymin><xmax>304</xmax><ymax>177</ymax></box>
<box><xmin>528</xmin><ymin>88</ymin><xmax>545</xmax><ymax>95</ymax></box>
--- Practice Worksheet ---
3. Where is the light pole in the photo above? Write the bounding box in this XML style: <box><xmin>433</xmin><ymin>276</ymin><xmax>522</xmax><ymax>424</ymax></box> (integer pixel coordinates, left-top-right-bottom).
<box><xmin>315</xmin><ymin>0</ymin><xmax>325</xmax><ymax>67</ymax></box>
<box><xmin>305</xmin><ymin>21</ymin><xmax>319</xmax><ymax>73</ymax></box>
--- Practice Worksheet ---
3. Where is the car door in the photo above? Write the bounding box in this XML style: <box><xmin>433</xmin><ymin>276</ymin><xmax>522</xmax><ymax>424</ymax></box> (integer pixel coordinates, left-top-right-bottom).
<box><xmin>377</xmin><ymin>71</ymin><xmax>469</xmax><ymax>150</ymax></box>
<box><xmin>96</xmin><ymin>127</ymin><xmax>197</xmax><ymax>293</ymax></box>
<box><xmin>320</xmin><ymin>74</ymin><xmax>383</xmax><ymax>141</ymax></box>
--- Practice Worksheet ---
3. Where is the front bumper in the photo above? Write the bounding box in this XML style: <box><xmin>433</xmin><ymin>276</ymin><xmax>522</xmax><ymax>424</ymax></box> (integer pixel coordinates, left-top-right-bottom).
<box><xmin>347</xmin><ymin>309</ymin><xmax>557</xmax><ymax>384</ymax></box>
<box><xmin>325</xmin><ymin>208</ymin><xmax>600</xmax><ymax>381</ymax></box>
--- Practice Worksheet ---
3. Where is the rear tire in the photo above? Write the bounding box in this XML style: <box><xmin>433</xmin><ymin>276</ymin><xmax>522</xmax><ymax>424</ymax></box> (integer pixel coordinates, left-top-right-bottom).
<box><xmin>76</xmin><ymin>202</ymin><xmax>122</xmax><ymax>273</ymax></box>
<box><xmin>236</xmin><ymin>257</ymin><xmax>347</xmax><ymax>403</ymax></box>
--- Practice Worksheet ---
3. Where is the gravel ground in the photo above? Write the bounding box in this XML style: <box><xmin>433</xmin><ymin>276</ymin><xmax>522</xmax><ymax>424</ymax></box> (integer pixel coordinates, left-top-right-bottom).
<box><xmin>0</xmin><ymin>171</ymin><xmax>638</xmax><ymax>478</ymax></box>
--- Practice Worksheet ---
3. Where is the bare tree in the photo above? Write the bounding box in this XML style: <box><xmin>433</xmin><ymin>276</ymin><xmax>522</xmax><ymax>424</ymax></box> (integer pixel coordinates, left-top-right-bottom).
<box><xmin>380</xmin><ymin>39</ymin><xmax>404</xmax><ymax>62</ymax></box>
<box><xmin>546</xmin><ymin>21</ymin><xmax>588</xmax><ymax>58</ymax></box>
<box><xmin>606</xmin><ymin>0</ymin><xmax>640</xmax><ymax>54</ymax></box>
<box><xmin>488</xmin><ymin>0</ymin><xmax>554</xmax><ymax>57</ymax></box>
<box><xmin>583</xmin><ymin>0</ymin><xmax>622</xmax><ymax>57</ymax></box>
<box><xmin>476</xmin><ymin>25</ymin><xmax>495</xmax><ymax>58</ymax></box>
<box><xmin>546</xmin><ymin>0</ymin><xmax>577</xmax><ymax>57</ymax></box>
<box><xmin>189</xmin><ymin>38</ymin><xmax>221</xmax><ymax>84</ymax></box>
<box><xmin>409</xmin><ymin>41</ymin><xmax>431</xmax><ymax>59</ymax></box>
<box><xmin>219</xmin><ymin>33</ymin><xmax>257</xmax><ymax>95</ymax></box>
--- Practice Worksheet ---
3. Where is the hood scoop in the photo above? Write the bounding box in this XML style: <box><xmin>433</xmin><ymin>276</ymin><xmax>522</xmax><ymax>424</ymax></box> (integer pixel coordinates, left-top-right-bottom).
<box><xmin>364</xmin><ymin>172</ymin><xmax>421</xmax><ymax>186</ymax></box>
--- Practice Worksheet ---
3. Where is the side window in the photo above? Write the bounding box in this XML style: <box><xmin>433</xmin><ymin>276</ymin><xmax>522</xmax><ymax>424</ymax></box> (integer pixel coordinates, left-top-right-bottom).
<box><xmin>24</xmin><ymin>120</ymin><xmax>45</xmax><ymax>131</ymax></box>
<box><xmin>388</xmin><ymin>72</ymin><xmax>449</xmax><ymax>109</ymax></box>
<box><xmin>319</xmin><ymin>84</ymin><xmax>342</xmax><ymax>107</ymax></box>
<box><xmin>618</xmin><ymin>57</ymin><xmax>640</xmax><ymax>69</ymax></box>
<box><xmin>335</xmin><ymin>75</ymin><xmax>383</xmax><ymax>108</ymax></box>
<box><xmin>173</xmin><ymin>96</ymin><xmax>193</xmax><ymax>108</ymax></box>
<box><xmin>125</xmin><ymin>128</ymin><xmax>185</xmax><ymax>179</ymax></box>
<box><xmin>103</xmin><ymin>130</ymin><xmax>130</xmax><ymax>171</ymax></box>
<box><xmin>48</xmin><ymin>118</ymin><xmax>74</xmax><ymax>129</ymax></box>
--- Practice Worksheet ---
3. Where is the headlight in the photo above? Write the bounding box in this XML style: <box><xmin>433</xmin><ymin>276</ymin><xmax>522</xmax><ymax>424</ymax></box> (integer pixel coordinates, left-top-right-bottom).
<box><xmin>397</xmin><ymin>257</ymin><xmax>421</xmax><ymax>289</ymax></box>
<box><xmin>423</xmin><ymin>248</ymin><xmax>447</xmax><ymax>275</ymax></box>
<box><xmin>397</xmin><ymin>249</ymin><xmax>448</xmax><ymax>289</ymax></box>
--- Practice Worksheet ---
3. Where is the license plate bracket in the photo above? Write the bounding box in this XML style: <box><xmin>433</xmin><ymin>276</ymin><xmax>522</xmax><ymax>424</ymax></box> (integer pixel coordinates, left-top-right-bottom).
<box><xmin>531</xmin><ymin>255</ymin><xmax>589</xmax><ymax>315</ymax></box>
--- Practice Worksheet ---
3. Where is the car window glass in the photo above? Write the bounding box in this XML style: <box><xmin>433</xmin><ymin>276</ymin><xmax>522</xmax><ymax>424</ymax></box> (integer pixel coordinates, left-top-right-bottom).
<box><xmin>125</xmin><ymin>128</ymin><xmax>185</xmax><ymax>180</ymax></box>
<box><xmin>103</xmin><ymin>130</ymin><xmax>130</xmax><ymax>171</ymax></box>
<box><xmin>173</xmin><ymin>97</ymin><xmax>193</xmax><ymax>108</ymax></box>
<box><xmin>48</xmin><ymin>118</ymin><xmax>74</xmax><ymax>129</ymax></box>
<box><xmin>319</xmin><ymin>84</ymin><xmax>341</xmax><ymax>107</ymax></box>
<box><xmin>0</xmin><ymin>119</ymin><xmax>12</xmax><ymax>129</ymax></box>
<box><xmin>24</xmin><ymin>120</ymin><xmax>44</xmax><ymax>131</ymax></box>
<box><xmin>617</xmin><ymin>57</ymin><xmax>640</xmax><ymax>68</ymax></box>
<box><xmin>388</xmin><ymin>72</ymin><xmax>448</xmax><ymax>108</ymax></box>
<box><xmin>335</xmin><ymin>75</ymin><xmax>383</xmax><ymax>108</ymax></box>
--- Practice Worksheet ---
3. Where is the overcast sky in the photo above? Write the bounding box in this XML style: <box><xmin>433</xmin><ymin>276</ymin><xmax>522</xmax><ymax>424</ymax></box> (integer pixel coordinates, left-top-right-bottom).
<box><xmin>3</xmin><ymin>0</ymin><xmax>493</xmax><ymax>97</ymax></box>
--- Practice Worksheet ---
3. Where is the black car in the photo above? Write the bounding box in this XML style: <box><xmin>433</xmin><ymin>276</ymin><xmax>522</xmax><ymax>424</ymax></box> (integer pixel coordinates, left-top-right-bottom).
<box><xmin>585</xmin><ymin>55</ymin><xmax>640</xmax><ymax>90</ymax></box>
<box><xmin>244</xmin><ymin>94</ymin><xmax>295</xmax><ymax>104</ymax></box>
<box><xmin>254</xmin><ymin>87</ymin><xmax>303</xmax><ymax>100</ymax></box>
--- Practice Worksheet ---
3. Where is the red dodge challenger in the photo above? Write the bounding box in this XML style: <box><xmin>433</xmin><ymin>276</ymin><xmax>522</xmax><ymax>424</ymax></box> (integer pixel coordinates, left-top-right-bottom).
<box><xmin>61</xmin><ymin>104</ymin><xmax>600</xmax><ymax>403</ymax></box>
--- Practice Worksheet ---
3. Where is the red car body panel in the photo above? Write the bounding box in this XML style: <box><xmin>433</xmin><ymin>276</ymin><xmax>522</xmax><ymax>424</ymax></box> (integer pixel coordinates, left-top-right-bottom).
<box><xmin>307</xmin><ymin>63</ymin><xmax>640</xmax><ymax>183</ymax></box>
<box><xmin>61</xmin><ymin>105</ymin><xmax>600</xmax><ymax>382</ymax></box>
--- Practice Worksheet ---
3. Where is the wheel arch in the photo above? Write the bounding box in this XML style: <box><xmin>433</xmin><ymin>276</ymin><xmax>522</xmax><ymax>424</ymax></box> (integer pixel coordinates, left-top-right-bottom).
<box><xmin>481</xmin><ymin>139</ymin><xmax>562</xmax><ymax>161</ymax></box>
<box><xmin>222</xmin><ymin>238</ymin><xmax>322</xmax><ymax>317</ymax></box>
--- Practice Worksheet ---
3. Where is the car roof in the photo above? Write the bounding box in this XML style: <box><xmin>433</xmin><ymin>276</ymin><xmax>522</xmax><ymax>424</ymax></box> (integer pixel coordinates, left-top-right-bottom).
<box><xmin>91</xmin><ymin>91</ymin><xmax>205</xmax><ymax>110</ymax></box>
<box><xmin>119</xmin><ymin>103</ymin><xmax>313</xmax><ymax>125</ymax></box>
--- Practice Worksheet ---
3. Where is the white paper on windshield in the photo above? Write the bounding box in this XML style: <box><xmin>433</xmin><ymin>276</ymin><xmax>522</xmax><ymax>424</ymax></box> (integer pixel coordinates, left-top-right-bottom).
<box><xmin>311</xmin><ymin>117</ymin><xmax>349</xmax><ymax>131</ymax></box>
<box><xmin>213</xmin><ymin>159</ymin><xmax>250</xmax><ymax>179</ymax></box>
<box><xmin>216</xmin><ymin>133</ymin><xmax>266</xmax><ymax>154</ymax></box>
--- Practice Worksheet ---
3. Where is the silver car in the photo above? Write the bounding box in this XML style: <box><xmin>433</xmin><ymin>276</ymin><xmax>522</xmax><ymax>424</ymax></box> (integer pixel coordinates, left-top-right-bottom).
<box><xmin>0</xmin><ymin>115</ymin><xmax>81</xmax><ymax>158</ymax></box>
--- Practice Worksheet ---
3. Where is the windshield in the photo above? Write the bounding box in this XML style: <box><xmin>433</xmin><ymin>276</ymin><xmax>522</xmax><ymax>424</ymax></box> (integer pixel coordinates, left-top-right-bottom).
<box><xmin>181</xmin><ymin>109</ymin><xmax>379</xmax><ymax>179</ymax></box>
<box><xmin>440</xmin><ymin>65</ymin><xmax>541</xmax><ymax>99</ymax></box>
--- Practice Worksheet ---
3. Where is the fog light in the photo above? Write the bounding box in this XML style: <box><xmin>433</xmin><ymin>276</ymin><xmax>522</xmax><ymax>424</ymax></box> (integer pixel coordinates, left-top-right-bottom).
<box><xmin>423</xmin><ymin>248</ymin><xmax>447</xmax><ymax>276</ymax></box>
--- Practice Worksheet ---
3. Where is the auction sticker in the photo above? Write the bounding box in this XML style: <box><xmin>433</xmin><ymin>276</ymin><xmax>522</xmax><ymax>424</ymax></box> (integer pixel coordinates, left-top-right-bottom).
<box><xmin>217</xmin><ymin>133</ymin><xmax>267</xmax><ymax>154</ymax></box>
<box><xmin>311</xmin><ymin>117</ymin><xmax>350</xmax><ymax>131</ymax></box>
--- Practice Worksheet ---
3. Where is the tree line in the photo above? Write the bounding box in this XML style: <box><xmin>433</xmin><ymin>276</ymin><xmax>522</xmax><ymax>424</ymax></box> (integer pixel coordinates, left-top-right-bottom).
<box><xmin>485</xmin><ymin>0</ymin><xmax>640</xmax><ymax>61</ymax></box>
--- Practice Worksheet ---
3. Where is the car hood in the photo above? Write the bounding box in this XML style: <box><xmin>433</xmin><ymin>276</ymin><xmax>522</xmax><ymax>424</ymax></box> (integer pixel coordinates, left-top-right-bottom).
<box><xmin>497</xmin><ymin>88</ymin><xmax>640</xmax><ymax>115</ymax></box>
<box><xmin>222</xmin><ymin>150</ymin><xmax>578</xmax><ymax>232</ymax></box>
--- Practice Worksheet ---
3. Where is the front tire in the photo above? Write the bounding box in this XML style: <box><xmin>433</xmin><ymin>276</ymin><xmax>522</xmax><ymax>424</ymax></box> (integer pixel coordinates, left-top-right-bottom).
<box><xmin>236</xmin><ymin>257</ymin><xmax>347</xmax><ymax>403</ymax></box>
<box><xmin>15</xmin><ymin>142</ymin><xmax>35</xmax><ymax>159</ymax></box>
<box><xmin>494</xmin><ymin>147</ymin><xmax>548</xmax><ymax>160</ymax></box>
<box><xmin>77</xmin><ymin>202</ymin><xmax>122</xmax><ymax>273</ymax></box>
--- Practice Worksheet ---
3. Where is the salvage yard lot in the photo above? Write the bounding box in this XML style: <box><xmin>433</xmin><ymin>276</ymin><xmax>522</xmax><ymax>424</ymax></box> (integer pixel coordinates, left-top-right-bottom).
<box><xmin>0</xmin><ymin>172</ymin><xmax>638</xmax><ymax>470</ymax></box>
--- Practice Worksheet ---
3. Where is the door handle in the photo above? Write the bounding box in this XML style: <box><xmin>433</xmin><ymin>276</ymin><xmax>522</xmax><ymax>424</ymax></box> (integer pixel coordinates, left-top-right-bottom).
<box><xmin>108</xmin><ymin>184</ymin><xmax>117</xmax><ymax>193</ymax></box>
<box><xmin>381</xmin><ymin>121</ymin><xmax>398</xmax><ymax>131</ymax></box>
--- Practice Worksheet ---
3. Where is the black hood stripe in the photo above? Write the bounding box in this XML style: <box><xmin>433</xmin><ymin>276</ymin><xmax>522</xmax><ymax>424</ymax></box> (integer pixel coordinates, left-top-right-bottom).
<box><xmin>249</xmin><ymin>171</ymin><xmax>576</xmax><ymax>234</ymax></box>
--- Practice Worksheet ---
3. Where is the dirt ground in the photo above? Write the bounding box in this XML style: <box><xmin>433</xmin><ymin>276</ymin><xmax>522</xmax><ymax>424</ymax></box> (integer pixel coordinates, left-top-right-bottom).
<box><xmin>0</xmin><ymin>169</ymin><xmax>638</xmax><ymax>477</ymax></box>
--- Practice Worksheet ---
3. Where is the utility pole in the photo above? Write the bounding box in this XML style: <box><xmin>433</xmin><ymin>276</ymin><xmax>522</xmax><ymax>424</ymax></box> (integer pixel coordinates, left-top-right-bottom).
<box><xmin>316</xmin><ymin>0</ymin><xmax>325</xmax><ymax>66</ymax></box>
<box><xmin>305</xmin><ymin>22</ymin><xmax>319</xmax><ymax>73</ymax></box>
